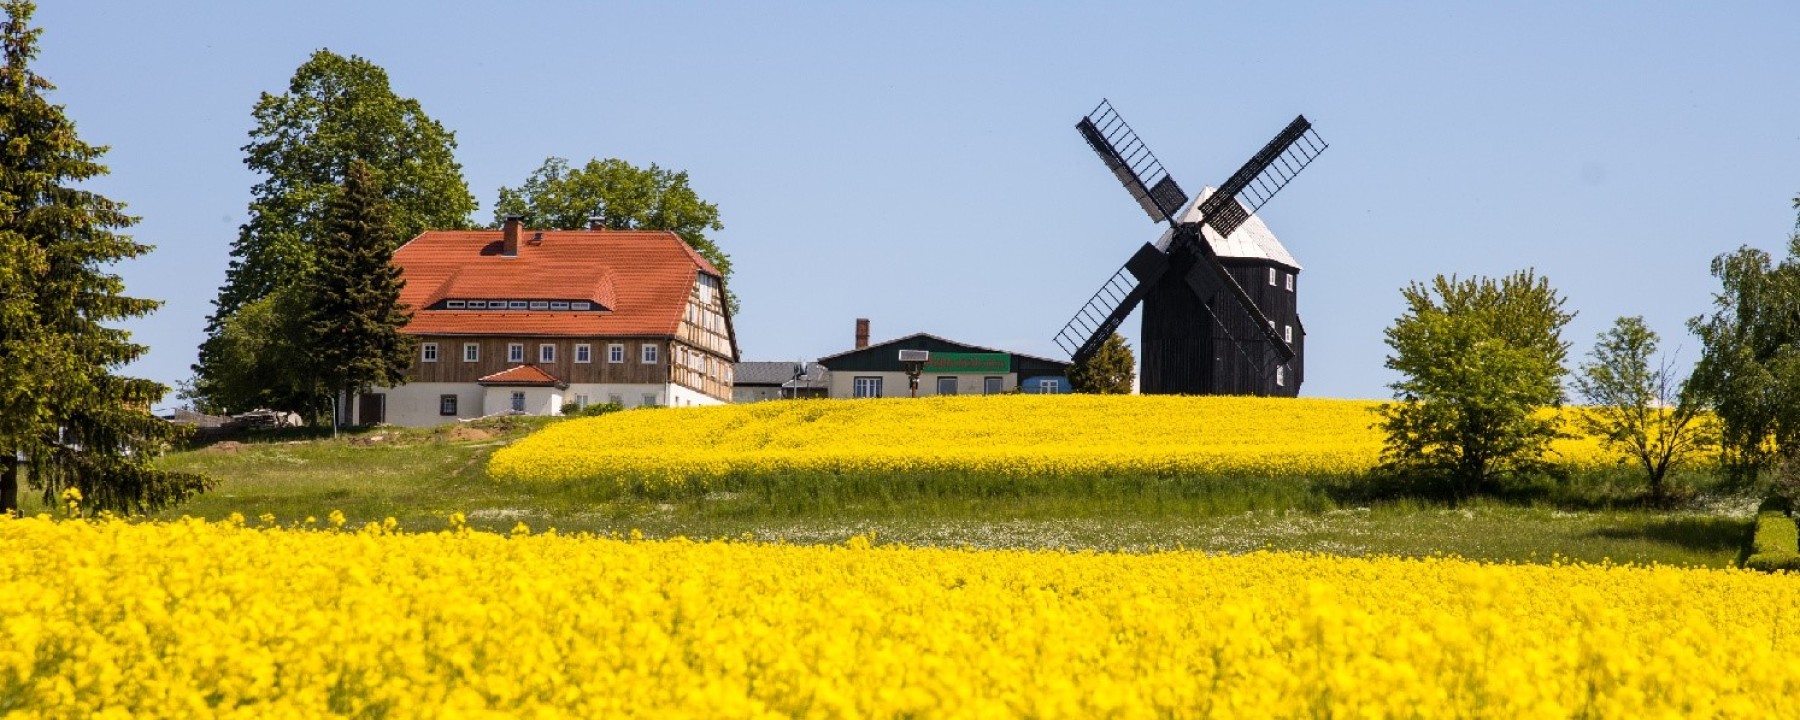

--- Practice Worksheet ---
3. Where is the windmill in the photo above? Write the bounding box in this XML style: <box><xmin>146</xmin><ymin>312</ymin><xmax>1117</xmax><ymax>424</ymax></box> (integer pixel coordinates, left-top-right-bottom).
<box><xmin>1052</xmin><ymin>100</ymin><xmax>1327</xmax><ymax>396</ymax></box>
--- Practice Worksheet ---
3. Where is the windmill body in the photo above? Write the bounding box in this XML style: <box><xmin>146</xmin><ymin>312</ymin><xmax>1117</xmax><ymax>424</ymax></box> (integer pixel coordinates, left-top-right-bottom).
<box><xmin>1052</xmin><ymin>100</ymin><xmax>1325</xmax><ymax>397</ymax></box>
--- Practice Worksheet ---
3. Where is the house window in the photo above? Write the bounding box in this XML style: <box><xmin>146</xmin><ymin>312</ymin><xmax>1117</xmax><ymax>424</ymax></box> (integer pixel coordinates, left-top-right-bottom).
<box><xmin>641</xmin><ymin>393</ymin><xmax>658</xmax><ymax>407</ymax></box>
<box><xmin>853</xmin><ymin>377</ymin><xmax>883</xmax><ymax>398</ymax></box>
<box><xmin>1284</xmin><ymin>325</ymin><xmax>1293</xmax><ymax>343</ymax></box>
<box><xmin>445</xmin><ymin>300</ymin><xmax>466</xmax><ymax>309</ymax></box>
<box><xmin>529</xmin><ymin>301</ymin><xmax>549</xmax><ymax>310</ymax></box>
<box><xmin>510</xmin><ymin>391</ymin><xmax>526</xmax><ymax>412</ymax></box>
<box><xmin>439</xmin><ymin>394</ymin><xmax>458</xmax><ymax>416</ymax></box>
<box><xmin>936</xmin><ymin>377</ymin><xmax>957</xmax><ymax>396</ymax></box>
<box><xmin>508</xmin><ymin>343</ymin><xmax>524</xmax><ymax>363</ymax></box>
<box><xmin>608</xmin><ymin>344</ymin><xmax>625</xmax><ymax>363</ymax></box>
<box><xmin>983</xmin><ymin>376</ymin><xmax>1003</xmax><ymax>395</ymax></box>
<box><xmin>507</xmin><ymin>301</ymin><xmax>528</xmax><ymax>310</ymax></box>
<box><xmin>572</xmin><ymin>301</ymin><xmax>592</xmax><ymax>310</ymax></box>
<box><xmin>488</xmin><ymin>299</ymin><xmax>506</xmax><ymax>308</ymax></box>
<box><xmin>575</xmin><ymin>344</ymin><xmax>591</xmax><ymax>363</ymax></box>
<box><xmin>1269</xmin><ymin>268</ymin><xmax>1278</xmax><ymax>286</ymax></box>
<box><xmin>1276</xmin><ymin>366</ymin><xmax>1286</xmax><ymax>387</ymax></box>
<box><xmin>463</xmin><ymin>343</ymin><xmax>479</xmax><ymax>362</ymax></box>
<box><xmin>641</xmin><ymin>344</ymin><xmax>659</xmax><ymax>364</ymax></box>
<box><xmin>1034</xmin><ymin>377</ymin><xmax>1061</xmax><ymax>394</ymax></box>
<box><xmin>539</xmin><ymin>344</ymin><xmax>556</xmax><ymax>363</ymax></box>
<box><xmin>550</xmin><ymin>301</ymin><xmax>570</xmax><ymax>310</ymax></box>
<box><xmin>607</xmin><ymin>393</ymin><xmax>623</xmax><ymax>405</ymax></box>
<box><xmin>421</xmin><ymin>343</ymin><xmax>438</xmax><ymax>362</ymax></box>
<box><xmin>573</xmin><ymin>394</ymin><xmax>589</xmax><ymax>409</ymax></box>
<box><xmin>1285</xmin><ymin>273</ymin><xmax>1294</xmax><ymax>292</ymax></box>
<box><xmin>466</xmin><ymin>301</ymin><xmax>486</xmax><ymax>309</ymax></box>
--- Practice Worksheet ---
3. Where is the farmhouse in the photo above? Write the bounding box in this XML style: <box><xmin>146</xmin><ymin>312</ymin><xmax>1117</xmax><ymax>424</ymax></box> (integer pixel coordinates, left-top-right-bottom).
<box><xmin>818</xmin><ymin>319</ymin><xmax>1071</xmax><ymax>398</ymax></box>
<box><xmin>359</xmin><ymin>216</ymin><xmax>738</xmax><ymax>426</ymax></box>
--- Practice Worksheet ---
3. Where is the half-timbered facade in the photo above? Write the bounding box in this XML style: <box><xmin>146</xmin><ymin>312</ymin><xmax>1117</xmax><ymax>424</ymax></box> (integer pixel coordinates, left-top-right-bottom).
<box><xmin>358</xmin><ymin>217</ymin><xmax>738</xmax><ymax>426</ymax></box>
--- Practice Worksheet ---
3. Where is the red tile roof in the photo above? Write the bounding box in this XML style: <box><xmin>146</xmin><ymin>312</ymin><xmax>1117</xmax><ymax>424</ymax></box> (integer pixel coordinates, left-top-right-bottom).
<box><xmin>393</xmin><ymin>229</ymin><xmax>717</xmax><ymax>338</ymax></box>
<box><xmin>477</xmin><ymin>365</ymin><xmax>564</xmax><ymax>386</ymax></box>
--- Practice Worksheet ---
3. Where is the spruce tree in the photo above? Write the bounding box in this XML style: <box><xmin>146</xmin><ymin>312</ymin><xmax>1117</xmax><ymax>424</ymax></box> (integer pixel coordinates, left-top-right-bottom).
<box><xmin>1068</xmin><ymin>333</ymin><xmax>1136</xmax><ymax>394</ymax></box>
<box><xmin>304</xmin><ymin>159</ymin><xmax>415</xmax><ymax>426</ymax></box>
<box><xmin>0</xmin><ymin>0</ymin><xmax>207</xmax><ymax>513</ymax></box>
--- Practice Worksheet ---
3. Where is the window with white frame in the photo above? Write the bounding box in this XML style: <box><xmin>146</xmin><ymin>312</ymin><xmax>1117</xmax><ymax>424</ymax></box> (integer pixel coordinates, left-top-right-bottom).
<box><xmin>421</xmin><ymin>343</ymin><xmax>438</xmax><ymax>362</ymax></box>
<box><xmin>446</xmin><ymin>300</ymin><xmax>466</xmax><ymax>309</ymax></box>
<box><xmin>572</xmin><ymin>301</ymin><xmax>592</xmax><ymax>310</ymax></box>
<box><xmin>608</xmin><ymin>344</ymin><xmax>624</xmax><ymax>363</ymax></box>
<box><xmin>573</xmin><ymin>394</ymin><xmax>589</xmax><ymax>409</ymax></box>
<box><xmin>1276</xmin><ymin>366</ymin><xmax>1286</xmax><ymax>387</ymax></box>
<box><xmin>575</xmin><ymin>344</ymin><xmax>591</xmax><ymax>363</ymax></box>
<box><xmin>508</xmin><ymin>343</ymin><xmax>524</xmax><ymax>363</ymax></box>
<box><xmin>1284</xmin><ymin>325</ymin><xmax>1293</xmax><ymax>343</ymax></box>
<box><xmin>1285</xmin><ymin>273</ymin><xmax>1294</xmax><ymax>291</ymax></box>
<box><xmin>1269</xmin><ymin>267</ymin><xmax>1278</xmax><ymax>286</ymax></box>
<box><xmin>508</xmin><ymin>301</ymin><xmax>528</xmax><ymax>310</ymax></box>
<box><xmin>641</xmin><ymin>393</ymin><xmax>658</xmax><ymax>407</ymax></box>
<box><xmin>463</xmin><ymin>343</ymin><xmax>479</xmax><ymax>362</ymax></box>
<box><xmin>641</xmin><ymin>344</ymin><xmax>659</xmax><ymax>364</ymax></box>
<box><xmin>539</xmin><ymin>344</ymin><xmax>555</xmax><ymax>363</ymax></box>
<box><xmin>983</xmin><ymin>376</ymin><xmax>1003</xmax><ymax>395</ymax></box>
<box><xmin>607</xmin><ymin>393</ymin><xmax>623</xmax><ymax>405</ymax></box>
<box><xmin>529</xmin><ymin>301</ymin><xmax>549</xmax><ymax>310</ymax></box>
<box><xmin>853</xmin><ymin>377</ymin><xmax>883</xmax><ymax>398</ymax></box>
<box><xmin>550</xmin><ymin>301</ymin><xmax>570</xmax><ymax>310</ymax></box>
<box><xmin>467</xmin><ymin>300</ymin><xmax>487</xmax><ymax>309</ymax></box>
<box><xmin>510</xmin><ymin>391</ymin><xmax>526</xmax><ymax>412</ymax></box>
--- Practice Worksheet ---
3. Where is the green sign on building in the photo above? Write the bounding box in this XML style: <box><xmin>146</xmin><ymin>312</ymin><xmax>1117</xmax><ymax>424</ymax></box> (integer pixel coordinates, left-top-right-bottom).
<box><xmin>923</xmin><ymin>352</ymin><xmax>1009</xmax><ymax>374</ymax></box>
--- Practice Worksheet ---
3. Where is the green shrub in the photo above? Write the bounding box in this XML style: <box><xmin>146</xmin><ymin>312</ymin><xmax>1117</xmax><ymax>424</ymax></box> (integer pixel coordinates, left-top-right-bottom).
<box><xmin>1743</xmin><ymin>510</ymin><xmax>1800</xmax><ymax>572</ymax></box>
<box><xmin>577</xmin><ymin>402</ymin><xmax>625</xmax><ymax>417</ymax></box>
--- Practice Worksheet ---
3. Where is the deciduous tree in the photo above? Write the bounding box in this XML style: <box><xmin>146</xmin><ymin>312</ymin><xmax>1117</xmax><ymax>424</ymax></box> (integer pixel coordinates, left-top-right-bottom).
<box><xmin>194</xmin><ymin>49</ymin><xmax>472</xmax><ymax>415</ymax></box>
<box><xmin>1068</xmin><ymin>333</ymin><xmax>1135</xmax><ymax>394</ymax></box>
<box><xmin>1572</xmin><ymin>316</ymin><xmax>1712</xmax><ymax>503</ymax></box>
<box><xmin>0</xmin><ymin>0</ymin><xmax>207</xmax><ymax>513</ymax></box>
<box><xmin>493</xmin><ymin>156</ymin><xmax>733</xmax><ymax>310</ymax></box>
<box><xmin>1376</xmin><ymin>271</ymin><xmax>1573</xmax><ymax>496</ymax></box>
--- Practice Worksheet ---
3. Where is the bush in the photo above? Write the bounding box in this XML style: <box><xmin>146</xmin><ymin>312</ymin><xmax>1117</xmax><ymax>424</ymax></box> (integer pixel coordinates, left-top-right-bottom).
<box><xmin>1743</xmin><ymin>510</ymin><xmax>1800</xmax><ymax>572</ymax></box>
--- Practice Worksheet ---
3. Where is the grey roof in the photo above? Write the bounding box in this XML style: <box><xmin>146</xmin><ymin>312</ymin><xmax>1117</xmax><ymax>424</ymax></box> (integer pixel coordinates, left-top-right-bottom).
<box><xmin>1154</xmin><ymin>186</ymin><xmax>1301</xmax><ymax>270</ymax></box>
<box><xmin>735</xmin><ymin>361</ymin><xmax>830</xmax><ymax>387</ymax></box>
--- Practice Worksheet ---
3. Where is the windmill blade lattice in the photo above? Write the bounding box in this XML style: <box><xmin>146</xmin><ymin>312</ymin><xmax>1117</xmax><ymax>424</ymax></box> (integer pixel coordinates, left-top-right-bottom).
<box><xmin>1076</xmin><ymin>100</ymin><xmax>1188</xmax><ymax>224</ymax></box>
<box><xmin>1195</xmin><ymin>115</ymin><xmax>1327</xmax><ymax>239</ymax></box>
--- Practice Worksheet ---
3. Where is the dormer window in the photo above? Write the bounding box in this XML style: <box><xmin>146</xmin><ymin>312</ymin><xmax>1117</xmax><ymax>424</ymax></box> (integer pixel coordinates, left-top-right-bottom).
<box><xmin>466</xmin><ymin>300</ymin><xmax>486</xmax><ymax>309</ymax></box>
<box><xmin>445</xmin><ymin>300</ymin><xmax>466</xmax><ymax>309</ymax></box>
<box><xmin>508</xmin><ymin>301</ymin><xmax>528</xmax><ymax>310</ymax></box>
<box><xmin>529</xmin><ymin>301</ymin><xmax>549</xmax><ymax>310</ymax></box>
<box><xmin>572</xmin><ymin>301</ymin><xmax>592</xmax><ymax>311</ymax></box>
<box><xmin>550</xmin><ymin>301</ymin><xmax>570</xmax><ymax>310</ymax></box>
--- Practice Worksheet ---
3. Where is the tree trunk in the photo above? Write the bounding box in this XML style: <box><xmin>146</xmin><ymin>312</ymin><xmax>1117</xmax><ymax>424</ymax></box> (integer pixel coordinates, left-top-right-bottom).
<box><xmin>1</xmin><ymin>452</ymin><xmax>18</xmax><ymax>516</ymax></box>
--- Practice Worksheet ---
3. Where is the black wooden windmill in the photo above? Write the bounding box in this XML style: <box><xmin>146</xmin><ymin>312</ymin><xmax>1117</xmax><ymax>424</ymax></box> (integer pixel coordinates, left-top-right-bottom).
<box><xmin>1052</xmin><ymin>100</ymin><xmax>1327</xmax><ymax>397</ymax></box>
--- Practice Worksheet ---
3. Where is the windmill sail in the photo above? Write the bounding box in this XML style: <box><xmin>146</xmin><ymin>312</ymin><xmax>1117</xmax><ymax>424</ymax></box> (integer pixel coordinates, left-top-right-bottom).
<box><xmin>1076</xmin><ymin>100</ymin><xmax>1187</xmax><ymax>224</ymax></box>
<box><xmin>1195</xmin><ymin>115</ymin><xmax>1326</xmax><ymax>239</ymax></box>
<box><xmin>1053</xmin><ymin>243</ymin><xmax>1169</xmax><ymax>365</ymax></box>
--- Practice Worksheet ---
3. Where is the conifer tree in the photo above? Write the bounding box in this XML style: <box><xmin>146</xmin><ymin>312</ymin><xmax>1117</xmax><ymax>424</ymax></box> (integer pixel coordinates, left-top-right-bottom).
<box><xmin>1068</xmin><ymin>333</ymin><xmax>1136</xmax><ymax>394</ymax></box>
<box><xmin>304</xmin><ymin>159</ymin><xmax>415</xmax><ymax>425</ymax></box>
<box><xmin>0</xmin><ymin>0</ymin><xmax>207</xmax><ymax>513</ymax></box>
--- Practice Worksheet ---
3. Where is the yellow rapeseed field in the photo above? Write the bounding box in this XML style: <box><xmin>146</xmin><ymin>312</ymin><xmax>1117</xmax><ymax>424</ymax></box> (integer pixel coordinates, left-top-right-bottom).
<box><xmin>2</xmin><ymin>515</ymin><xmax>1795</xmax><ymax>717</ymax></box>
<box><xmin>489</xmin><ymin>395</ymin><xmax>1633</xmax><ymax>488</ymax></box>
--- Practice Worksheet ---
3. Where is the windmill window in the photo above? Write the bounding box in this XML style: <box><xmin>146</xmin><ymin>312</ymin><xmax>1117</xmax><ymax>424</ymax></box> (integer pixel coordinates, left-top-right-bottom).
<box><xmin>1276</xmin><ymin>366</ymin><xmax>1286</xmax><ymax>387</ymax></box>
<box><xmin>572</xmin><ymin>301</ymin><xmax>592</xmax><ymax>310</ymax></box>
<box><xmin>508</xmin><ymin>301</ymin><xmax>528</xmax><ymax>310</ymax></box>
<box><xmin>539</xmin><ymin>344</ymin><xmax>556</xmax><ymax>363</ymax></box>
<box><xmin>445</xmin><ymin>300</ymin><xmax>466</xmax><ymax>309</ymax></box>
<box><xmin>421</xmin><ymin>343</ymin><xmax>438</xmax><ymax>363</ymax></box>
<box><xmin>1269</xmin><ymin>268</ymin><xmax>1278</xmax><ymax>286</ymax></box>
<box><xmin>508</xmin><ymin>343</ymin><xmax>524</xmax><ymax>363</ymax></box>
<box><xmin>575</xmin><ymin>344</ymin><xmax>591</xmax><ymax>363</ymax></box>
<box><xmin>466</xmin><ymin>301</ymin><xmax>486</xmax><ymax>309</ymax></box>
<box><xmin>529</xmin><ymin>301</ymin><xmax>549</xmax><ymax>311</ymax></box>
<box><xmin>463</xmin><ymin>343</ymin><xmax>479</xmax><ymax>362</ymax></box>
<box><xmin>1284</xmin><ymin>325</ymin><xmax>1293</xmax><ymax>343</ymax></box>
<box><xmin>1285</xmin><ymin>273</ymin><xmax>1294</xmax><ymax>292</ymax></box>
<box><xmin>550</xmin><ymin>301</ymin><xmax>570</xmax><ymax>310</ymax></box>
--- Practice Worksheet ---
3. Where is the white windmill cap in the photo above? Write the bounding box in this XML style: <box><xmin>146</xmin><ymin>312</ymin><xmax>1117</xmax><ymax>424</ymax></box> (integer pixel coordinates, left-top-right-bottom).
<box><xmin>1155</xmin><ymin>186</ymin><xmax>1302</xmax><ymax>270</ymax></box>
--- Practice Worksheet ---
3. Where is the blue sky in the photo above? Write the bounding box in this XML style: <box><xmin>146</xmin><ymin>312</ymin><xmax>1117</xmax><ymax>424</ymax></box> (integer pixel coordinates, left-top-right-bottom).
<box><xmin>35</xmin><ymin>2</ymin><xmax>1800</xmax><ymax>407</ymax></box>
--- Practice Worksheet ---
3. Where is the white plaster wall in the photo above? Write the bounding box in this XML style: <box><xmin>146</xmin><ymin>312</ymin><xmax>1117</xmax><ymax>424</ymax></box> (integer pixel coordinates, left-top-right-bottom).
<box><xmin>483</xmin><ymin>386</ymin><xmax>562</xmax><ymax>417</ymax></box>
<box><xmin>733</xmin><ymin>386</ymin><xmax>783</xmax><ymax>403</ymax></box>
<box><xmin>826</xmin><ymin>371</ymin><xmax>1017</xmax><ymax>399</ymax></box>
<box><xmin>666</xmin><ymin>383</ymin><xmax>724</xmax><ymax>408</ymax></box>
<box><xmin>564</xmin><ymin>383</ymin><xmax>677</xmax><ymax>409</ymax></box>
<box><xmin>370</xmin><ymin>382</ymin><xmax>482</xmax><ymax>427</ymax></box>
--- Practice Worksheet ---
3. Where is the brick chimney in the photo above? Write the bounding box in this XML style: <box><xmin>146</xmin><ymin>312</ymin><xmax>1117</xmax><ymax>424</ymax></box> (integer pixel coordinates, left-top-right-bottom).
<box><xmin>502</xmin><ymin>215</ymin><xmax>523</xmax><ymax>257</ymax></box>
<box><xmin>855</xmin><ymin>318</ymin><xmax>869</xmax><ymax>350</ymax></box>
<box><xmin>588</xmin><ymin>216</ymin><xmax>605</xmax><ymax>231</ymax></box>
